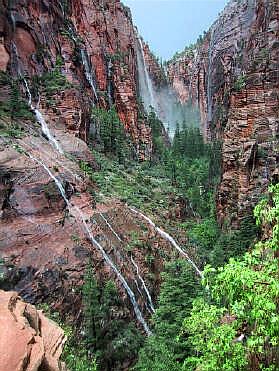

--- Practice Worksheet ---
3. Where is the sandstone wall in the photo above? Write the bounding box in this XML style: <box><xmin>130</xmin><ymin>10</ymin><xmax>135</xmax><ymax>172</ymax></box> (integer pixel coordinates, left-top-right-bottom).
<box><xmin>167</xmin><ymin>0</ymin><xmax>279</xmax><ymax>227</ymax></box>
<box><xmin>0</xmin><ymin>0</ymin><xmax>152</xmax><ymax>158</ymax></box>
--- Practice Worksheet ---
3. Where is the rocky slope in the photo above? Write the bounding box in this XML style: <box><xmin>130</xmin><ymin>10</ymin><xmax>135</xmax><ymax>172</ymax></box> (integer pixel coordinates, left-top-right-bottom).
<box><xmin>167</xmin><ymin>0</ymin><xmax>279</xmax><ymax>227</ymax></box>
<box><xmin>0</xmin><ymin>290</ymin><xmax>66</xmax><ymax>371</ymax></box>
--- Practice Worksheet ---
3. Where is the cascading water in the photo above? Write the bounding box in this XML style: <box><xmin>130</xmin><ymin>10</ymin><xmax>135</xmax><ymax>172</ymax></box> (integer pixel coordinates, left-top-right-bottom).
<box><xmin>99</xmin><ymin>213</ymin><xmax>155</xmax><ymax>313</ymax></box>
<box><xmin>131</xmin><ymin>256</ymin><xmax>155</xmax><ymax>313</ymax></box>
<box><xmin>12</xmin><ymin>41</ymin><xmax>64</xmax><ymax>154</ymax></box>
<box><xmin>99</xmin><ymin>213</ymin><xmax>123</xmax><ymax>242</ymax></box>
<box><xmin>25</xmin><ymin>152</ymin><xmax>151</xmax><ymax>336</ymax></box>
<box><xmin>23</xmin><ymin>80</ymin><xmax>64</xmax><ymax>154</ymax></box>
<box><xmin>129</xmin><ymin>207</ymin><xmax>203</xmax><ymax>279</ymax></box>
<box><xmin>136</xmin><ymin>34</ymin><xmax>157</xmax><ymax>113</ymax></box>
<box><xmin>135</xmin><ymin>33</ymin><xmax>188</xmax><ymax>139</ymax></box>
<box><xmin>80</xmin><ymin>49</ymin><xmax>98</xmax><ymax>102</ymax></box>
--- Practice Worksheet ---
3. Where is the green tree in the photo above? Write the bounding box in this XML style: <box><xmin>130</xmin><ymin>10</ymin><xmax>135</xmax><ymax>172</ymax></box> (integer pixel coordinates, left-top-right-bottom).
<box><xmin>83</xmin><ymin>266</ymin><xmax>143</xmax><ymax>370</ymax></box>
<box><xmin>135</xmin><ymin>260</ymin><xmax>201</xmax><ymax>370</ymax></box>
<box><xmin>181</xmin><ymin>183</ymin><xmax>279</xmax><ymax>370</ymax></box>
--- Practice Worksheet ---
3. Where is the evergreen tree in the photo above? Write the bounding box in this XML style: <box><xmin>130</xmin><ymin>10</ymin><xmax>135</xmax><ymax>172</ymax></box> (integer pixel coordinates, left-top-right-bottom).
<box><xmin>82</xmin><ymin>266</ymin><xmax>143</xmax><ymax>370</ymax></box>
<box><xmin>135</xmin><ymin>260</ymin><xmax>201</xmax><ymax>370</ymax></box>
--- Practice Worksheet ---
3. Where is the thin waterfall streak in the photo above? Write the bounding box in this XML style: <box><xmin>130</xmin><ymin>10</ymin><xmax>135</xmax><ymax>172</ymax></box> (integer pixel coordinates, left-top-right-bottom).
<box><xmin>99</xmin><ymin>212</ymin><xmax>155</xmax><ymax>313</ymax></box>
<box><xmin>22</xmin><ymin>79</ymin><xmax>64</xmax><ymax>154</ymax></box>
<box><xmin>12</xmin><ymin>44</ymin><xmax>63</xmax><ymax>155</ymax></box>
<box><xmin>131</xmin><ymin>256</ymin><xmax>155</xmax><ymax>313</ymax></box>
<box><xmin>74</xmin><ymin>207</ymin><xmax>152</xmax><ymax>336</ymax></box>
<box><xmin>99</xmin><ymin>213</ymin><xmax>122</xmax><ymax>242</ymax></box>
<box><xmin>26</xmin><ymin>153</ymin><xmax>151</xmax><ymax>336</ymax></box>
<box><xmin>98</xmin><ymin>212</ymin><xmax>155</xmax><ymax>313</ymax></box>
<box><xmin>134</xmin><ymin>279</ymin><xmax>143</xmax><ymax>297</ymax></box>
<box><xmin>129</xmin><ymin>207</ymin><xmax>203</xmax><ymax>279</ymax></box>
<box><xmin>80</xmin><ymin>49</ymin><xmax>98</xmax><ymax>101</ymax></box>
<box><xmin>145</xmin><ymin>302</ymin><xmax>153</xmax><ymax>316</ymax></box>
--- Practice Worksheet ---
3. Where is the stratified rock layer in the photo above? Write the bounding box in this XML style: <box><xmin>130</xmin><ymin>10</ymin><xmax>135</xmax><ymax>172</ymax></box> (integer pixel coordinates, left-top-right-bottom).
<box><xmin>0</xmin><ymin>290</ymin><xmax>66</xmax><ymax>371</ymax></box>
<box><xmin>167</xmin><ymin>0</ymin><xmax>279</xmax><ymax>227</ymax></box>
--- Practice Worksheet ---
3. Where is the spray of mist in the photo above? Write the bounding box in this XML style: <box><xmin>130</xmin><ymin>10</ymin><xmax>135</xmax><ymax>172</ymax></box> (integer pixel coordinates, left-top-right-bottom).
<box><xmin>135</xmin><ymin>35</ymin><xmax>200</xmax><ymax>139</ymax></box>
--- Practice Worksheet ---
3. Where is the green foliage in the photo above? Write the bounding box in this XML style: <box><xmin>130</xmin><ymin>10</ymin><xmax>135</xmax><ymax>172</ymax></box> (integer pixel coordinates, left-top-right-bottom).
<box><xmin>135</xmin><ymin>260</ymin><xmax>201</xmax><ymax>370</ymax></box>
<box><xmin>0</xmin><ymin>73</ymin><xmax>33</xmax><ymax>122</ymax></box>
<box><xmin>234</xmin><ymin>74</ymin><xmax>247</xmax><ymax>91</ymax></box>
<box><xmin>83</xmin><ymin>264</ymin><xmax>143</xmax><ymax>370</ymax></box>
<box><xmin>180</xmin><ymin>184</ymin><xmax>279</xmax><ymax>370</ymax></box>
<box><xmin>82</xmin><ymin>149</ymin><xmax>177</xmax><ymax>215</ymax></box>
<box><xmin>168</xmin><ymin>43</ymin><xmax>197</xmax><ymax>63</ymax></box>
<box><xmin>147</xmin><ymin>108</ymin><xmax>166</xmax><ymax>162</ymax></box>
<box><xmin>36</xmin><ymin>57</ymin><xmax>72</xmax><ymax>102</ymax></box>
<box><xmin>91</xmin><ymin>106</ymin><xmax>133</xmax><ymax>163</ymax></box>
<box><xmin>0</xmin><ymin>121</ymin><xmax>25</xmax><ymax>138</ymax></box>
<box><xmin>165</xmin><ymin>125</ymin><xmax>221</xmax><ymax>217</ymax></box>
<box><xmin>37</xmin><ymin>303</ymin><xmax>97</xmax><ymax>371</ymax></box>
<box><xmin>188</xmin><ymin>214</ymin><xmax>258</xmax><ymax>267</ymax></box>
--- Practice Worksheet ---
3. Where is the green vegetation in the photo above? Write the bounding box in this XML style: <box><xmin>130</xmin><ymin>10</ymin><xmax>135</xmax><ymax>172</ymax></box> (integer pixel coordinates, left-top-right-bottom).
<box><xmin>91</xmin><ymin>106</ymin><xmax>133</xmax><ymax>163</ymax></box>
<box><xmin>0</xmin><ymin>72</ymin><xmax>34</xmax><ymax>125</ymax></box>
<box><xmin>233</xmin><ymin>74</ymin><xmax>247</xmax><ymax>91</ymax></box>
<box><xmin>181</xmin><ymin>183</ymin><xmax>279</xmax><ymax>371</ymax></box>
<box><xmin>134</xmin><ymin>184</ymin><xmax>279</xmax><ymax>371</ymax></box>
<box><xmin>83</xmin><ymin>264</ymin><xmax>143</xmax><ymax>370</ymax></box>
<box><xmin>38</xmin><ymin>303</ymin><xmax>97</xmax><ymax>371</ymax></box>
<box><xmin>135</xmin><ymin>260</ymin><xmax>201</xmax><ymax>371</ymax></box>
<box><xmin>31</xmin><ymin>57</ymin><xmax>73</xmax><ymax>105</ymax></box>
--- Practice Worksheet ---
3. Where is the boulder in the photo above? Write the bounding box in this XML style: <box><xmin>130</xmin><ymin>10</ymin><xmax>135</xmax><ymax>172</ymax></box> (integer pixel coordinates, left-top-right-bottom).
<box><xmin>0</xmin><ymin>290</ymin><xmax>67</xmax><ymax>371</ymax></box>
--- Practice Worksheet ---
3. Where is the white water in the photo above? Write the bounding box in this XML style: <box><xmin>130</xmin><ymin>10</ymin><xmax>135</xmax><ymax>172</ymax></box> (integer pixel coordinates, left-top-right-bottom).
<box><xmin>27</xmin><ymin>153</ymin><xmax>151</xmax><ymax>336</ymax></box>
<box><xmin>107</xmin><ymin>58</ymin><xmax>114</xmax><ymax>107</ymax></box>
<box><xmin>80</xmin><ymin>49</ymin><xmax>98</xmax><ymax>101</ymax></box>
<box><xmin>131</xmin><ymin>256</ymin><xmax>155</xmax><ymax>313</ymax></box>
<box><xmin>129</xmin><ymin>207</ymin><xmax>203</xmax><ymax>279</ymax></box>
<box><xmin>21</xmin><ymin>76</ymin><xmax>64</xmax><ymax>154</ymax></box>
<box><xmin>12</xmin><ymin>42</ymin><xmax>64</xmax><ymax>155</ymax></box>
<box><xmin>136</xmin><ymin>35</ymin><xmax>157</xmax><ymax>113</ymax></box>
<box><xmin>99</xmin><ymin>213</ymin><xmax>155</xmax><ymax>313</ymax></box>
<box><xmin>99</xmin><ymin>213</ymin><xmax>122</xmax><ymax>242</ymax></box>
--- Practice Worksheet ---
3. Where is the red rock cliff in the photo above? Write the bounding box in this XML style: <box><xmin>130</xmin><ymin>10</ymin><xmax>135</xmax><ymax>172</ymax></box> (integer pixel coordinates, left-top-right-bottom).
<box><xmin>0</xmin><ymin>0</ymin><xmax>152</xmax><ymax>158</ymax></box>
<box><xmin>167</xmin><ymin>0</ymin><xmax>279</xmax><ymax>227</ymax></box>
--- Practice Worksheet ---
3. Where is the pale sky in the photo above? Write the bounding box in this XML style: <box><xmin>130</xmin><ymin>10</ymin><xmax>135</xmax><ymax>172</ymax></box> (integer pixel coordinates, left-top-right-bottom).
<box><xmin>123</xmin><ymin>0</ymin><xmax>228</xmax><ymax>60</ymax></box>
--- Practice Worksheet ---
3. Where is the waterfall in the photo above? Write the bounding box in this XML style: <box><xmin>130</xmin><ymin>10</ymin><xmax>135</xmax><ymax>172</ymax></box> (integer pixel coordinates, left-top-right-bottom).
<box><xmin>26</xmin><ymin>153</ymin><xmax>151</xmax><ymax>336</ymax></box>
<box><xmin>80</xmin><ymin>49</ymin><xmax>98</xmax><ymax>102</ymax></box>
<box><xmin>136</xmin><ymin>35</ymin><xmax>157</xmax><ymax>113</ymax></box>
<box><xmin>23</xmin><ymin>79</ymin><xmax>64</xmax><ymax>154</ymax></box>
<box><xmin>99</xmin><ymin>213</ymin><xmax>155</xmax><ymax>313</ymax></box>
<box><xmin>12</xmin><ymin>41</ymin><xmax>63</xmax><ymax>154</ymax></box>
<box><xmin>129</xmin><ymin>207</ymin><xmax>203</xmax><ymax>279</ymax></box>
<box><xmin>99</xmin><ymin>213</ymin><xmax>122</xmax><ymax>242</ymax></box>
<box><xmin>131</xmin><ymin>256</ymin><xmax>155</xmax><ymax>313</ymax></box>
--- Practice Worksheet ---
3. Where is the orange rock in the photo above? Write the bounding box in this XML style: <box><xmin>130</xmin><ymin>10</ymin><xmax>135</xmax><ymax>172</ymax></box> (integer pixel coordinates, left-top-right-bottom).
<box><xmin>0</xmin><ymin>290</ymin><xmax>66</xmax><ymax>371</ymax></box>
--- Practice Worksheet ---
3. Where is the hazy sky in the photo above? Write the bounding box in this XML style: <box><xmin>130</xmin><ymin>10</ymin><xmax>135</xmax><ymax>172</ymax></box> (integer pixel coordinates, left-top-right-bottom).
<box><xmin>123</xmin><ymin>0</ymin><xmax>228</xmax><ymax>60</ymax></box>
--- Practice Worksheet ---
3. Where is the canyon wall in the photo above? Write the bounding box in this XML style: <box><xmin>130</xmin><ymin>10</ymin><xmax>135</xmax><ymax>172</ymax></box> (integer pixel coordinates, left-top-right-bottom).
<box><xmin>0</xmin><ymin>0</ymin><xmax>176</xmax><ymax>340</ymax></box>
<box><xmin>167</xmin><ymin>0</ymin><xmax>279</xmax><ymax>227</ymax></box>
<box><xmin>0</xmin><ymin>0</ymin><xmax>152</xmax><ymax>159</ymax></box>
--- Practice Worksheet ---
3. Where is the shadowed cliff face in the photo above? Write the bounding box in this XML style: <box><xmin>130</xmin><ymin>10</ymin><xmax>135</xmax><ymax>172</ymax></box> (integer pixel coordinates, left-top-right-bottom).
<box><xmin>0</xmin><ymin>0</ymin><xmax>152</xmax><ymax>159</ymax></box>
<box><xmin>167</xmin><ymin>0</ymin><xmax>279</xmax><ymax>227</ymax></box>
